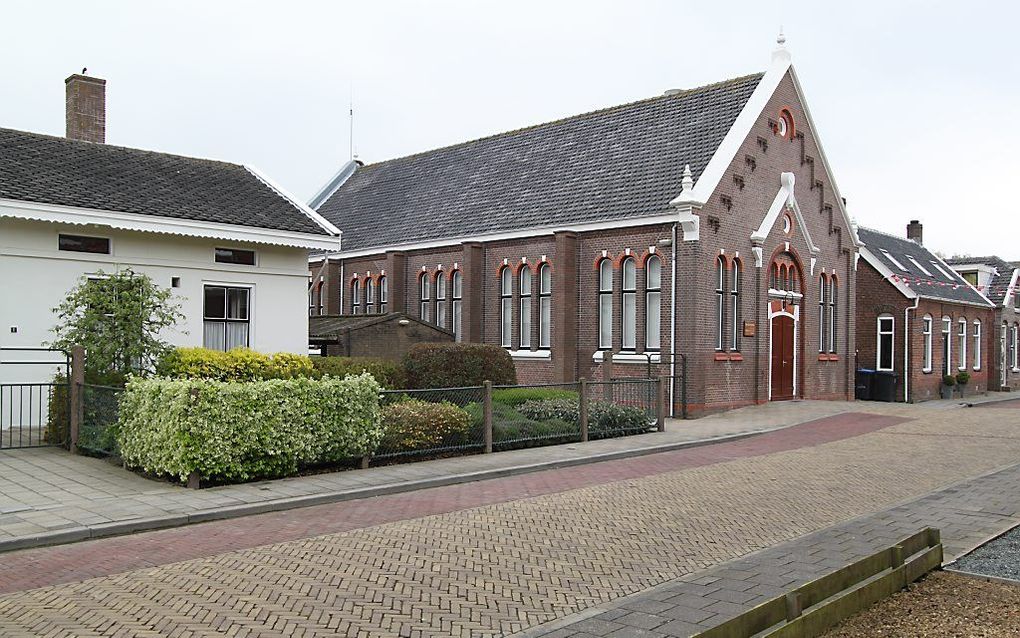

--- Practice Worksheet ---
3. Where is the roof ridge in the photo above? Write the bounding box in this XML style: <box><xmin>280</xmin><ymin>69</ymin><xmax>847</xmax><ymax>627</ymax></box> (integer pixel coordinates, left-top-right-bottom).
<box><xmin>356</xmin><ymin>71</ymin><xmax>764</xmax><ymax>169</ymax></box>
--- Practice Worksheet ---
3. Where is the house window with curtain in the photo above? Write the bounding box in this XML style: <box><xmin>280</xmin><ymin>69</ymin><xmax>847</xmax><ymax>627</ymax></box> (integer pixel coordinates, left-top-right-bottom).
<box><xmin>973</xmin><ymin>320</ymin><xmax>982</xmax><ymax>370</ymax></box>
<box><xmin>958</xmin><ymin>318</ymin><xmax>967</xmax><ymax>370</ymax></box>
<box><xmin>539</xmin><ymin>263</ymin><xmax>551</xmax><ymax>349</ymax></box>
<box><xmin>828</xmin><ymin>276</ymin><xmax>838</xmax><ymax>353</ymax></box>
<box><xmin>645</xmin><ymin>256</ymin><xmax>661</xmax><ymax>351</ymax></box>
<box><xmin>922</xmin><ymin>315</ymin><xmax>933</xmax><ymax>372</ymax></box>
<box><xmin>365</xmin><ymin>278</ymin><xmax>375</xmax><ymax>314</ymax></box>
<box><xmin>436</xmin><ymin>270</ymin><xmax>447</xmax><ymax>329</ymax></box>
<box><xmin>351</xmin><ymin>279</ymin><xmax>361</xmax><ymax>314</ymax></box>
<box><xmin>379</xmin><ymin>276</ymin><xmax>388</xmax><ymax>313</ymax></box>
<box><xmin>621</xmin><ymin>257</ymin><xmax>636</xmax><ymax>351</ymax></box>
<box><xmin>730</xmin><ymin>259</ymin><xmax>741</xmax><ymax>351</ymax></box>
<box><xmin>877</xmin><ymin>315</ymin><xmax>894</xmax><ymax>371</ymax></box>
<box><xmin>818</xmin><ymin>275</ymin><xmax>827</xmax><ymax>353</ymax></box>
<box><xmin>452</xmin><ymin>271</ymin><xmax>463</xmax><ymax>342</ymax></box>
<box><xmin>598</xmin><ymin>259</ymin><xmax>613</xmax><ymax>350</ymax></box>
<box><xmin>519</xmin><ymin>268</ymin><xmax>532</xmax><ymax>349</ymax></box>
<box><xmin>500</xmin><ymin>267</ymin><xmax>512</xmax><ymax>348</ymax></box>
<box><xmin>419</xmin><ymin>273</ymin><xmax>430</xmax><ymax>322</ymax></box>
<box><xmin>203</xmin><ymin>285</ymin><xmax>250</xmax><ymax>351</ymax></box>
<box><xmin>715</xmin><ymin>257</ymin><xmax>726</xmax><ymax>351</ymax></box>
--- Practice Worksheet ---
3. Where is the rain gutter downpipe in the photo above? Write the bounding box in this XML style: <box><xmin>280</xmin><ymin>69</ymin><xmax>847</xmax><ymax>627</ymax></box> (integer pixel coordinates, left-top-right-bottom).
<box><xmin>904</xmin><ymin>296</ymin><xmax>920</xmax><ymax>402</ymax></box>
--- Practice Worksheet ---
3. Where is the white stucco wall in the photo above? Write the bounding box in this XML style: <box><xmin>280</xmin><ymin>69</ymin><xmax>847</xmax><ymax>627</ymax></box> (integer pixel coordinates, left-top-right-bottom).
<box><xmin>0</xmin><ymin>217</ymin><xmax>312</xmax><ymax>388</ymax></box>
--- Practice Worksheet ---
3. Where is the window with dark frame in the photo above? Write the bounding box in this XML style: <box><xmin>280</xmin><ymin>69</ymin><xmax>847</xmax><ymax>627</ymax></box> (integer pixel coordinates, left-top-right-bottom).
<box><xmin>203</xmin><ymin>285</ymin><xmax>250</xmax><ymax>351</ymax></box>
<box><xmin>59</xmin><ymin>234</ymin><xmax>110</xmax><ymax>255</ymax></box>
<box><xmin>214</xmin><ymin>248</ymin><xmax>256</xmax><ymax>266</ymax></box>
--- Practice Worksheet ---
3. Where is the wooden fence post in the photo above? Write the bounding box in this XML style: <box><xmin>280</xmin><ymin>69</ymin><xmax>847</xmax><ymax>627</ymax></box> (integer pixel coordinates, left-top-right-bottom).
<box><xmin>483</xmin><ymin>380</ymin><xmax>493</xmax><ymax>454</ymax></box>
<box><xmin>656</xmin><ymin>376</ymin><xmax>666</xmax><ymax>432</ymax></box>
<box><xmin>68</xmin><ymin>345</ymin><xmax>84</xmax><ymax>454</ymax></box>
<box><xmin>579</xmin><ymin>378</ymin><xmax>589</xmax><ymax>443</ymax></box>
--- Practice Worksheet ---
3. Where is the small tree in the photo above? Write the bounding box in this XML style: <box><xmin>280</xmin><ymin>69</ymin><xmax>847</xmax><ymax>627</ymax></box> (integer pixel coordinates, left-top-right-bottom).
<box><xmin>50</xmin><ymin>269</ymin><xmax>184</xmax><ymax>382</ymax></box>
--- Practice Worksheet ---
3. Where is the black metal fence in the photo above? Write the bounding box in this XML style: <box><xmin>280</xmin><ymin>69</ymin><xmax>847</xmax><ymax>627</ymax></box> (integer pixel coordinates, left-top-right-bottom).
<box><xmin>77</xmin><ymin>384</ymin><xmax>123</xmax><ymax>457</ymax></box>
<box><xmin>0</xmin><ymin>347</ymin><xmax>70</xmax><ymax>450</ymax></box>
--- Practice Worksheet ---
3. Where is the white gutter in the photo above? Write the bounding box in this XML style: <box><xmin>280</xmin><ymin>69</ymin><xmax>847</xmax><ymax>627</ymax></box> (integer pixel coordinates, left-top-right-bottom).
<box><xmin>904</xmin><ymin>296</ymin><xmax>920</xmax><ymax>402</ymax></box>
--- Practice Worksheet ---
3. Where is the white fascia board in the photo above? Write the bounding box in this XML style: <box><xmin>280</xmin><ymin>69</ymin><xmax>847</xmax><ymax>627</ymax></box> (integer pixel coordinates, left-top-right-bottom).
<box><xmin>750</xmin><ymin>173</ymin><xmax>818</xmax><ymax>254</ymax></box>
<box><xmin>244</xmin><ymin>164</ymin><xmax>342</xmax><ymax>238</ymax></box>
<box><xmin>0</xmin><ymin>198</ymin><xmax>342</xmax><ymax>252</ymax></box>
<box><xmin>859</xmin><ymin>246</ymin><xmax>917</xmax><ymax>300</ymax></box>
<box><xmin>316</xmin><ymin>212</ymin><xmax>679</xmax><ymax>261</ymax></box>
<box><xmin>689</xmin><ymin>50</ymin><xmax>791</xmax><ymax>205</ymax></box>
<box><xmin>308</xmin><ymin>160</ymin><xmax>359</xmax><ymax>210</ymax></box>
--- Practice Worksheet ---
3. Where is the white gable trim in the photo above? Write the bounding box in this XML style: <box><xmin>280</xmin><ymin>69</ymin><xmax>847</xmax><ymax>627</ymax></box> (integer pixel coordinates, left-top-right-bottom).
<box><xmin>859</xmin><ymin>246</ymin><xmax>917</xmax><ymax>300</ymax></box>
<box><xmin>244</xmin><ymin>165</ymin><xmax>342</xmax><ymax>237</ymax></box>
<box><xmin>750</xmin><ymin>172</ymin><xmax>818</xmax><ymax>258</ymax></box>
<box><xmin>0</xmin><ymin>198</ymin><xmax>342</xmax><ymax>251</ymax></box>
<box><xmin>308</xmin><ymin>160</ymin><xmax>359</xmax><ymax>211</ymax></box>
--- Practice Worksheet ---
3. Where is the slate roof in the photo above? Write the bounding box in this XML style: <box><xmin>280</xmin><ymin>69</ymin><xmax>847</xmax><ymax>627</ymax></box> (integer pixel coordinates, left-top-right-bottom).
<box><xmin>858</xmin><ymin>227</ymin><xmax>991</xmax><ymax>306</ymax></box>
<box><xmin>945</xmin><ymin>255</ymin><xmax>1018</xmax><ymax>306</ymax></box>
<box><xmin>316</xmin><ymin>73</ymin><xmax>764</xmax><ymax>253</ymax></box>
<box><xmin>0</xmin><ymin>127</ymin><xmax>332</xmax><ymax>236</ymax></box>
<box><xmin>309</xmin><ymin>313</ymin><xmax>451</xmax><ymax>341</ymax></box>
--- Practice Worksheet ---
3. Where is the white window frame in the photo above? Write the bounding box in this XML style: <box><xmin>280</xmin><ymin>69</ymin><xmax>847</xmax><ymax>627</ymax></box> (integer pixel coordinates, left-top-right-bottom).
<box><xmin>621</xmin><ymin>257</ymin><xmax>637</xmax><ymax>351</ymax></box>
<box><xmin>519</xmin><ymin>268</ymin><xmax>532</xmax><ymax>349</ymax></box>
<box><xmin>973</xmin><ymin>320</ymin><xmax>981</xmax><ymax>371</ymax></box>
<box><xmin>500</xmin><ymin>267</ymin><xmax>512</xmax><ymax>348</ymax></box>
<box><xmin>203</xmin><ymin>284</ymin><xmax>251</xmax><ymax>351</ymax></box>
<box><xmin>645</xmin><ymin>256</ymin><xmax>661</xmax><ymax>351</ymax></box>
<box><xmin>365</xmin><ymin>278</ymin><xmax>375</xmax><ymax>314</ymax></box>
<box><xmin>419</xmin><ymin>273</ymin><xmax>430</xmax><ymax>322</ymax></box>
<box><xmin>379</xmin><ymin>275</ymin><xmax>388</xmax><ymax>313</ymax></box>
<box><xmin>942</xmin><ymin>317</ymin><xmax>953</xmax><ymax>377</ymax></box>
<box><xmin>598</xmin><ymin>260</ymin><xmax>613</xmax><ymax>350</ymax></box>
<box><xmin>818</xmin><ymin>275</ymin><xmax>827</xmax><ymax>353</ymax></box>
<box><xmin>958</xmin><ymin>317</ymin><xmax>967</xmax><ymax>371</ymax></box>
<box><xmin>436</xmin><ymin>270</ymin><xmax>447</xmax><ymax>329</ymax></box>
<box><xmin>922</xmin><ymin>315</ymin><xmax>933</xmax><ymax>372</ymax></box>
<box><xmin>715</xmin><ymin>257</ymin><xmax>726</xmax><ymax>351</ymax></box>
<box><xmin>538</xmin><ymin>263</ymin><xmax>551</xmax><ymax>350</ymax></box>
<box><xmin>877</xmin><ymin>314</ymin><xmax>895</xmax><ymax>372</ymax></box>
<box><xmin>1013</xmin><ymin>324</ymin><xmax>1020</xmax><ymax>371</ymax></box>
<box><xmin>451</xmin><ymin>271</ymin><xmax>462</xmax><ymax>342</ymax></box>
<box><xmin>730</xmin><ymin>260</ymin><xmax>741</xmax><ymax>352</ymax></box>
<box><xmin>828</xmin><ymin>276</ymin><xmax>837</xmax><ymax>354</ymax></box>
<box><xmin>351</xmin><ymin>279</ymin><xmax>361</xmax><ymax>314</ymax></box>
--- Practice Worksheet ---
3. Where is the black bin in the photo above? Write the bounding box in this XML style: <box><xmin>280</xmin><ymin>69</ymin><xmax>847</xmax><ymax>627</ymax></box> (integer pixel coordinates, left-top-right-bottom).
<box><xmin>855</xmin><ymin>369</ymin><xmax>874</xmax><ymax>401</ymax></box>
<box><xmin>871</xmin><ymin>371</ymin><xmax>898</xmax><ymax>402</ymax></box>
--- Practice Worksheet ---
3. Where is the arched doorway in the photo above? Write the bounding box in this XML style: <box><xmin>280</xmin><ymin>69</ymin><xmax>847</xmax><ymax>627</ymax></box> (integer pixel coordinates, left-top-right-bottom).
<box><xmin>768</xmin><ymin>252</ymin><xmax>802</xmax><ymax>401</ymax></box>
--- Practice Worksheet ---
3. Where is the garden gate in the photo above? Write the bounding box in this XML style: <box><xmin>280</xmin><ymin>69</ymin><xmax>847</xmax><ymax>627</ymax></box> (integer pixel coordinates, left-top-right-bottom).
<box><xmin>0</xmin><ymin>347</ymin><xmax>70</xmax><ymax>449</ymax></box>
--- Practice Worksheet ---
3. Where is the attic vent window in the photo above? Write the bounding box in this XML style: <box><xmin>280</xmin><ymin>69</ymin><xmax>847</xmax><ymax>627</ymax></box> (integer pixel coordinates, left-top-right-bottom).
<box><xmin>59</xmin><ymin>234</ymin><xmax>110</xmax><ymax>255</ymax></box>
<box><xmin>778</xmin><ymin>109</ymin><xmax>795</xmax><ymax>139</ymax></box>
<box><xmin>215</xmin><ymin>248</ymin><xmax>256</xmax><ymax>266</ymax></box>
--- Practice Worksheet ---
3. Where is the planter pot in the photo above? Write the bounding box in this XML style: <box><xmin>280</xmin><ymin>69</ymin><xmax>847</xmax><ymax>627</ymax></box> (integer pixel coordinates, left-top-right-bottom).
<box><xmin>941</xmin><ymin>385</ymin><xmax>955</xmax><ymax>399</ymax></box>
<box><xmin>958</xmin><ymin>385</ymin><xmax>967</xmax><ymax>398</ymax></box>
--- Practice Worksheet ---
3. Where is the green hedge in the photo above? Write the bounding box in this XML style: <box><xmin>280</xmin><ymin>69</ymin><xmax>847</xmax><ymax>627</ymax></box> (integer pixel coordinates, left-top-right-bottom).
<box><xmin>517</xmin><ymin>397</ymin><xmax>651</xmax><ymax>437</ymax></box>
<box><xmin>491</xmin><ymin>387</ymin><xmax>578</xmax><ymax>407</ymax></box>
<box><xmin>379</xmin><ymin>399</ymin><xmax>473</xmax><ymax>453</ymax></box>
<box><xmin>156</xmin><ymin>347</ymin><xmax>315</xmax><ymax>381</ymax></box>
<box><xmin>118</xmin><ymin>373</ymin><xmax>383</xmax><ymax>484</ymax></box>
<box><xmin>312</xmin><ymin>357</ymin><xmax>405</xmax><ymax>389</ymax></box>
<box><xmin>403</xmin><ymin>343</ymin><xmax>516</xmax><ymax>388</ymax></box>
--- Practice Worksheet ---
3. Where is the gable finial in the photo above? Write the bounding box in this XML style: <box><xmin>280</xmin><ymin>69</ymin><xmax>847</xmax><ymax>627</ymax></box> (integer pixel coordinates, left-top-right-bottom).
<box><xmin>777</xmin><ymin>27</ymin><xmax>786</xmax><ymax>47</ymax></box>
<box><xmin>681</xmin><ymin>164</ymin><xmax>694</xmax><ymax>193</ymax></box>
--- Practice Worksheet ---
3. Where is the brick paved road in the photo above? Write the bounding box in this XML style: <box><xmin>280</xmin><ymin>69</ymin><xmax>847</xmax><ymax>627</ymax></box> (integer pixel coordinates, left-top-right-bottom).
<box><xmin>0</xmin><ymin>403</ymin><xmax>1018</xmax><ymax>636</ymax></box>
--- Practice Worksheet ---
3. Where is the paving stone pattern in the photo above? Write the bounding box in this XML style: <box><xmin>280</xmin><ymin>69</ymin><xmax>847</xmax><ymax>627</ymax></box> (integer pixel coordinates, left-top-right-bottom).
<box><xmin>0</xmin><ymin>401</ymin><xmax>1018</xmax><ymax>636</ymax></box>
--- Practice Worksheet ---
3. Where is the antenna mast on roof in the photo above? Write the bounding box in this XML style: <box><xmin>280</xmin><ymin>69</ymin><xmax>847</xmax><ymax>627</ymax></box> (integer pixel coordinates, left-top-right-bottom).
<box><xmin>349</xmin><ymin>85</ymin><xmax>354</xmax><ymax>162</ymax></box>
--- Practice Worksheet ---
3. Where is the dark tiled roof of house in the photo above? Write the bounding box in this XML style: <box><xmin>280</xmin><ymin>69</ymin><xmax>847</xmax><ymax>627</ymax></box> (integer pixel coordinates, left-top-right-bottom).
<box><xmin>316</xmin><ymin>73</ymin><xmax>764</xmax><ymax>252</ymax></box>
<box><xmin>0</xmin><ymin>127</ymin><xmax>332</xmax><ymax>236</ymax></box>
<box><xmin>309</xmin><ymin>313</ymin><xmax>451</xmax><ymax>340</ymax></box>
<box><xmin>945</xmin><ymin>255</ymin><xmax>1018</xmax><ymax>306</ymax></box>
<box><xmin>858</xmin><ymin>227</ymin><xmax>991</xmax><ymax>306</ymax></box>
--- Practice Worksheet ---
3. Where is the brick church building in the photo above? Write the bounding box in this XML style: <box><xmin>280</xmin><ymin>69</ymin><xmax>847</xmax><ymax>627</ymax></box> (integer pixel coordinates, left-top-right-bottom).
<box><xmin>308</xmin><ymin>40</ymin><xmax>859</xmax><ymax>415</ymax></box>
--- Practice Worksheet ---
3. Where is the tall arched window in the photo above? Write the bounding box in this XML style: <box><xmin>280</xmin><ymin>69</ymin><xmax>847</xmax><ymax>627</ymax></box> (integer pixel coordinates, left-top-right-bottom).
<box><xmin>519</xmin><ymin>267</ymin><xmax>532</xmax><ymax>349</ymax></box>
<box><xmin>958</xmin><ymin>318</ymin><xmax>968</xmax><ymax>371</ymax></box>
<box><xmin>452</xmin><ymin>271</ymin><xmax>463</xmax><ymax>342</ymax></box>
<box><xmin>621</xmin><ymin>257</ymin><xmax>637</xmax><ymax>351</ymax></box>
<box><xmin>922</xmin><ymin>315</ymin><xmax>933</xmax><ymax>372</ymax></box>
<box><xmin>379</xmin><ymin>275</ymin><xmax>388</xmax><ymax>313</ymax></box>
<box><xmin>351</xmin><ymin>279</ymin><xmax>361</xmax><ymax>314</ymax></box>
<box><xmin>973</xmin><ymin>320</ymin><xmax>982</xmax><ymax>370</ymax></box>
<box><xmin>818</xmin><ymin>274</ymin><xmax>828</xmax><ymax>353</ymax></box>
<box><xmin>730</xmin><ymin>259</ymin><xmax>741</xmax><ymax>351</ymax></box>
<box><xmin>598</xmin><ymin>260</ymin><xmax>613</xmax><ymax>350</ymax></box>
<box><xmin>308</xmin><ymin>285</ymin><xmax>315</xmax><ymax>317</ymax></box>
<box><xmin>419</xmin><ymin>272</ymin><xmax>430</xmax><ymax>321</ymax></box>
<box><xmin>715</xmin><ymin>256</ymin><xmax>726</xmax><ymax>351</ymax></box>
<box><xmin>500</xmin><ymin>267</ymin><xmax>512</xmax><ymax>348</ymax></box>
<box><xmin>645</xmin><ymin>256</ymin><xmax>661</xmax><ymax>351</ymax></box>
<box><xmin>538</xmin><ymin>263</ymin><xmax>551</xmax><ymax>349</ymax></box>
<box><xmin>828</xmin><ymin>276</ymin><xmax>838</xmax><ymax>354</ymax></box>
<box><xmin>316</xmin><ymin>281</ymin><xmax>324</xmax><ymax>316</ymax></box>
<box><xmin>365</xmin><ymin>278</ymin><xmax>375</xmax><ymax>314</ymax></box>
<box><xmin>435</xmin><ymin>270</ymin><xmax>447</xmax><ymax>329</ymax></box>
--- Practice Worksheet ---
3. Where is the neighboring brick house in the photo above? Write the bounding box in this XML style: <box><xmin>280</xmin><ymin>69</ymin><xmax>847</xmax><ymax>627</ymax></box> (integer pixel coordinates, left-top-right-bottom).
<box><xmin>946</xmin><ymin>255</ymin><xmax>1020</xmax><ymax>392</ymax></box>
<box><xmin>856</xmin><ymin>222</ymin><xmax>995</xmax><ymax>402</ymax></box>
<box><xmin>308</xmin><ymin>41</ymin><xmax>860</xmax><ymax>415</ymax></box>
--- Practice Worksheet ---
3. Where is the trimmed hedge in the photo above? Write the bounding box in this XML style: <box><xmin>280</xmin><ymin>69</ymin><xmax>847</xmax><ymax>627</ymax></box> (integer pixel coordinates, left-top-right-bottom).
<box><xmin>156</xmin><ymin>347</ymin><xmax>314</xmax><ymax>381</ymax></box>
<box><xmin>403</xmin><ymin>343</ymin><xmax>516</xmax><ymax>389</ymax></box>
<box><xmin>379</xmin><ymin>399</ymin><xmax>472</xmax><ymax>453</ymax></box>
<box><xmin>491</xmin><ymin>387</ymin><xmax>578</xmax><ymax>408</ymax></box>
<box><xmin>517</xmin><ymin>397</ymin><xmax>651</xmax><ymax>437</ymax></box>
<box><xmin>312</xmin><ymin>356</ymin><xmax>405</xmax><ymax>389</ymax></box>
<box><xmin>118</xmin><ymin>373</ymin><xmax>383</xmax><ymax>483</ymax></box>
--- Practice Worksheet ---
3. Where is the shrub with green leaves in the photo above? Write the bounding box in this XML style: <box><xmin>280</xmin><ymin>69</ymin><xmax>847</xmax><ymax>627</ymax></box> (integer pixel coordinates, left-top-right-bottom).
<box><xmin>491</xmin><ymin>387</ymin><xmax>578</xmax><ymax>407</ymax></box>
<box><xmin>379</xmin><ymin>399</ymin><xmax>472</xmax><ymax>453</ymax></box>
<box><xmin>312</xmin><ymin>357</ymin><xmax>405</xmax><ymax>389</ymax></box>
<box><xmin>517</xmin><ymin>397</ymin><xmax>651</xmax><ymax>437</ymax></box>
<box><xmin>156</xmin><ymin>347</ymin><xmax>315</xmax><ymax>381</ymax></box>
<box><xmin>117</xmin><ymin>373</ymin><xmax>383</xmax><ymax>484</ymax></box>
<box><xmin>403</xmin><ymin>343</ymin><xmax>516</xmax><ymax>388</ymax></box>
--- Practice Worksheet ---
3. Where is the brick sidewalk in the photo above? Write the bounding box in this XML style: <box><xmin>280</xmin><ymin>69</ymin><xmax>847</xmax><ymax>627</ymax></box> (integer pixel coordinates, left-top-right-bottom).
<box><xmin>0</xmin><ymin>402</ymin><xmax>1017</xmax><ymax>636</ymax></box>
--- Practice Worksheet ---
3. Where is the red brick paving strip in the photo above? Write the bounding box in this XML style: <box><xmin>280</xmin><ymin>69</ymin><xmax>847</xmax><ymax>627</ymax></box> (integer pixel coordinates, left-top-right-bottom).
<box><xmin>1</xmin><ymin>411</ymin><xmax>908</xmax><ymax>595</ymax></box>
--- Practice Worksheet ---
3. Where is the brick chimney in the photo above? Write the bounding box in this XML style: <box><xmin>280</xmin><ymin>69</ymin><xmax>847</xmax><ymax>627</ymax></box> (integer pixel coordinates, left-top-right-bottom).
<box><xmin>65</xmin><ymin>73</ymin><xmax>106</xmax><ymax>143</ymax></box>
<box><xmin>906</xmin><ymin>220</ymin><xmax>923</xmax><ymax>245</ymax></box>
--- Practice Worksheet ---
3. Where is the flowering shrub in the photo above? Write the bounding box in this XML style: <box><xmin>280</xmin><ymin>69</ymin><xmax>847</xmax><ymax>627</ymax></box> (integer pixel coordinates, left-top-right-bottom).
<box><xmin>403</xmin><ymin>343</ymin><xmax>515</xmax><ymax>388</ymax></box>
<box><xmin>156</xmin><ymin>347</ymin><xmax>315</xmax><ymax>381</ymax></box>
<box><xmin>379</xmin><ymin>399</ymin><xmax>472</xmax><ymax>453</ymax></box>
<box><xmin>118</xmin><ymin>373</ymin><xmax>382</xmax><ymax>484</ymax></box>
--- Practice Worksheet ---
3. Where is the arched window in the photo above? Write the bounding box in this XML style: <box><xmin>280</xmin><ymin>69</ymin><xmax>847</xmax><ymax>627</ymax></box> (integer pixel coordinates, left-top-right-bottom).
<box><xmin>645</xmin><ymin>256</ymin><xmax>661</xmax><ymax>351</ymax></box>
<box><xmin>519</xmin><ymin>267</ymin><xmax>532</xmax><ymax>349</ymax></box>
<box><xmin>1013</xmin><ymin>323</ymin><xmax>1019</xmax><ymax>370</ymax></box>
<box><xmin>958</xmin><ymin>318</ymin><xmax>968</xmax><ymax>371</ymax></box>
<box><xmin>419</xmin><ymin>272</ymin><xmax>430</xmax><ymax>321</ymax></box>
<box><xmin>730</xmin><ymin>259</ymin><xmax>741</xmax><ymax>351</ymax></box>
<box><xmin>308</xmin><ymin>281</ymin><xmax>315</xmax><ymax>317</ymax></box>
<box><xmin>621</xmin><ymin>257</ymin><xmax>637</xmax><ymax>351</ymax></box>
<box><xmin>365</xmin><ymin>278</ymin><xmax>375</xmax><ymax>314</ymax></box>
<box><xmin>351</xmin><ymin>279</ymin><xmax>361</xmax><ymax>314</ymax></box>
<box><xmin>973</xmin><ymin>320</ymin><xmax>982</xmax><ymax>371</ymax></box>
<box><xmin>435</xmin><ymin>270</ymin><xmax>447</xmax><ymax>329</ymax></box>
<box><xmin>828</xmin><ymin>276</ymin><xmax>838</xmax><ymax>354</ymax></box>
<box><xmin>598</xmin><ymin>260</ymin><xmax>613</xmax><ymax>350</ymax></box>
<box><xmin>500</xmin><ymin>267</ymin><xmax>512</xmax><ymax>348</ymax></box>
<box><xmin>379</xmin><ymin>275</ymin><xmax>388</xmax><ymax>313</ymax></box>
<box><xmin>942</xmin><ymin>317</ymin><xmax>952</xmax><ymax>376</ymax></box>
<box><xmin>877</xmin><ymin>314</ymin><xmax>894</xmax><ymax>371</ymax></box>
<box><xmin>818</xmin><ymin>274</ymin><xmax>828</xmax><ymax>353</ymax></box>
<box><xmin>451</xmin><ymin>271</ymin><xmax>463</xmax><ymax>342</ymax></box>
<box><xmin>715</xmin><ymin>256</ymin><xmax>726</xmax><ymax>351</ymax></box>
<box><xmin>922</xmin><ymin>315</ymin><xmax>933</xmax><ymax>372</ymax></box>
<box><xmin>538</xmin><ymin>263</ymin><xmax>551</xmax><ymax>349</ymax></box>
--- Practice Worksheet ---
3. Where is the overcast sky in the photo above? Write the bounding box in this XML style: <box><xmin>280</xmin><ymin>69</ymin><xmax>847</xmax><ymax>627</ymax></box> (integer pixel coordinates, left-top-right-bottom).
<box><xmin>3</xmin><ymin>1</ymin><xmax>1018</xmax><ymax>258</ymax></box>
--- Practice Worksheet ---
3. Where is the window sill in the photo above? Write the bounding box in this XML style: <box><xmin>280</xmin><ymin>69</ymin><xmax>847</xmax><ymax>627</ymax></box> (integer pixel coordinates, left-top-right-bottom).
<box><xmin>714</xmin><ymin>352</ymin><xmax>743</xmax><ymax>362</ymax></box>
<box><xmin>817</xmin><ymin>354</ymin><xmax>840</xmax><ymax>362</ymax></box>
<box><xmin>592</xmin><ymin>351</ymin><xmax>660</xmax><ymax>364</ymax></box>
<box><xmin>922</xmin><ymin>369</ymin><xmax>933</xmax><ymax>375</ymax></box>
<box><xmin>509</xmin><ymin>350</ymin><xmax>551</xmax><ymax>360</ymax></box>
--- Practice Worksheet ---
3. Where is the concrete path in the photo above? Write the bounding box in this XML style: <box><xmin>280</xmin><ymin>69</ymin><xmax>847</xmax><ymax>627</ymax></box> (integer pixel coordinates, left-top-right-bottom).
<box><xmin>0</xmin><ymin>400</ymin><xmax>855</xmax><ymax>551</ymax></box>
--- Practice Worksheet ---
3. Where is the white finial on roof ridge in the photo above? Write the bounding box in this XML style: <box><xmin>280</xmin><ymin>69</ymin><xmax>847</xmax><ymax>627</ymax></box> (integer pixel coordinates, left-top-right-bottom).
<box><xmin>777</xmin><ymin>27</ymin><xmax>786</xmax><ymax>46</ymax></box>
<box><xmin>680</xmin><ymin>164</ymin><xmax>694</xmax><ymax>194</ymax></box>
<box><xmin>772</xmin><ymin>27</ymin><xmax>792</xmax><ymax>65</ymax></box>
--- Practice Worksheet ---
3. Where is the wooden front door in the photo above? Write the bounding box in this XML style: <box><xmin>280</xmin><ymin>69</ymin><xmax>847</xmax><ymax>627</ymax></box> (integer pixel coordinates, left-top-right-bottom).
<box><xmin>771</xmin><ymin>314</ymin><xmax>795</xmax><ymax>400</ymax></box>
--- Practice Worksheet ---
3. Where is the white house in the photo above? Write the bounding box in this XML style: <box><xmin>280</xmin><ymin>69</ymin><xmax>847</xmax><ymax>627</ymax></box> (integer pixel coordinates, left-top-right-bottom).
<box><xmin>0</xmin><ymin>73</ymin><xmax>340</xmax><ymax>396</ymax></box>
